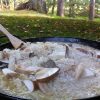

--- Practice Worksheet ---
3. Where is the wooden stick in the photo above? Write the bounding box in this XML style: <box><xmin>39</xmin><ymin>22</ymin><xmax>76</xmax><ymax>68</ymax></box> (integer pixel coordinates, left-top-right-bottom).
<box><xmin>0</xmin><ymin>24</ymin><xmax>25</xmax><ymax>49</ymax></box>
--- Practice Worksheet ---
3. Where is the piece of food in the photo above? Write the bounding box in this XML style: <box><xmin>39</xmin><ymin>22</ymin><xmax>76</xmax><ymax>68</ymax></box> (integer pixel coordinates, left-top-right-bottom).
<box><xmin>8</xmin><ymin>56</ymin><xmax>16</xmax><ymax>71</ymax></box>
<box><xmin>64</xmin><ymin>44</ymin><xmax>70</xmax><ymax>58</ymax></box>
<box><xmin>95</xmin><ymin>51</ymin><xmax>100</xmax><ymax>58</ymax></box>
<box><xmin>0</xmin><ymin>51</ymin><xmax>3</xmax><ymax>60</ymax></box>
<box><xmin>2</xmin><ymin>68</ymin><xmax>18</xmax><ymax>78</ymax></box>
<box><xmin>40</xmin><ymin>59</ymin><xmax>57</xmax><ymax>68</ymax></box>
<box><xmin>75</xmin><ymin>63</ymin><xmax>96</xmax><ymax>80</ymax></box>
<box><xmin>15</xmin><ymin>66</ymin><xmax>42</xmax><ymax>74</ymax></box>
<box><xmin>82</xmin><ymin>68</ymin><xmax>96</xmax><ymax>78</ymax></box>
<box><xmin>75</xmin><ymin>63</ymin><xmax>84</xmax><ymax>80</ymax></box>
<box><xmin>38</xmin><ymin>82</ymin><xmax>53</xmax><ymax>95</ymax></box>
<box><xmin>23</xmin><ymin>80</ymin><xmax>34</xmax><ymax>92</ymax></box>
<box><xmin>2</xmin><ymin>68</ymin><xmax>16</xmax><ymax>75</ymax></box>
<box><xmin>35</xmin><ymin>68</ymin><xmax>59</xmax><ymax>81</ymax></box>
<box><xmin>2</xmin><ymin>51</ymin><xmax>10</xmax><ymax>60</ymax></box>
<box><xmin>76</xmin><ymin>48</ymin><xmax>89</xmax><ymax>54</ymax></box>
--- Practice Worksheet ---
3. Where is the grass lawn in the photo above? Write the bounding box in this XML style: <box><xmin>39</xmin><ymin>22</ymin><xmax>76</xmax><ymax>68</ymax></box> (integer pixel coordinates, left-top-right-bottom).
<box><xmin>0</xmin><ymin>10</ymin><xmax>50</xmax><ymax>17</ymax></box>
<box><xmin>0</xmin><ymin>10</ymin><xmax>100</xmax><ymax>43</ymax></box>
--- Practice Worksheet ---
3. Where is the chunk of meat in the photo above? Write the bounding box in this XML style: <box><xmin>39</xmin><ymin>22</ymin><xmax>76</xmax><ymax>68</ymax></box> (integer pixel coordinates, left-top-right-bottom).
<box><xmin>76</xmin><ymin>48</ymin><xmax>89</xmax><ymax>54</ymax></box>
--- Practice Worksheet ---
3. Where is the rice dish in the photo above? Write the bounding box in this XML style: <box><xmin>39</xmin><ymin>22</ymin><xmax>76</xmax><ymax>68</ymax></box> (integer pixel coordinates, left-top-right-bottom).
<box><xmin>0</xmin><ymin>42</ymin><xmax>100</xmax><ymax>100</ymax></box>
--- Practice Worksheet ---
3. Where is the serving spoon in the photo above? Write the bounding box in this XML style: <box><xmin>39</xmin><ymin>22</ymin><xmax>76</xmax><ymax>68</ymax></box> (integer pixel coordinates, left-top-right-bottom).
<box><xmin>0</xmin><ymin>24</ymin><xmax>25</xmax><ymax>49</ymax></box>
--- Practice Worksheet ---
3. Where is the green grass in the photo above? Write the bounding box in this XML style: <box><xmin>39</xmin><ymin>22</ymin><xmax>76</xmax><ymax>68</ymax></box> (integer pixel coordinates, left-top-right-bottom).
<box><xmin>0</xmin><ymin>10</ymin><xmax>50</xmax><ymax>17</ymax></box>
<box><xmin>0</xmin><ymin>11</ymin><xmax>100</xmax><ymax>43</ymax></box>
<box><xmin>1</xmin><ymin>10</ymin><xmax>100</xmax><ymax>22</ymax></box>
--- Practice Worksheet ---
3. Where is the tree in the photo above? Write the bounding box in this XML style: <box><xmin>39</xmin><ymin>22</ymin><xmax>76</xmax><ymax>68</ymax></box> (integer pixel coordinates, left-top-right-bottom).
<box><xmin>16</xmin><ymin>0</ymin><xmax>47</xmax><ymax>14</ymax></box>
<box><xmin>95</xmin><ymin>0</ymin><xmax>100</xmax><ymax>15</ymax></box>
<box><xmin>51</xmin><ymin>0</ymin><xmax>56</xmax><ymax>14</ymax></box>
<box><xmin>0</xmin><ymin>0</ymin><xmax>3</xmax><ymax>10</ymax></box>
<box><xmin>89</xmin><ymin>0</ymin><xmax>95</xmax><ymax>20</ymax></box>
<box><xmin>13</xmin><ymin>0</ymin><xmax>17</xmax><ymax>10</ymax></box>
<box><xmin>68</xmin><ymin>0</ymin><xmax>75</xmax><ymax>17</ymax></box>
<box><xmin>0</xmin><ymin>0</ymin><xmax>10</xmax><ymax>9</ymax></box>
<box><xmin>57</xmin><ymin>0</ymin><xmax>64</xmax><ymax>16</ymax></box>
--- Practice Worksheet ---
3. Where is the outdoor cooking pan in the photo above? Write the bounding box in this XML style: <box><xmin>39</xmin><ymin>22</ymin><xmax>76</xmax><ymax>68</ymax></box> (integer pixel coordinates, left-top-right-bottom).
<box><xmin>0</xmin><ymin>37</ymin><xmax>100</xmax><ymax>100</ymax></box>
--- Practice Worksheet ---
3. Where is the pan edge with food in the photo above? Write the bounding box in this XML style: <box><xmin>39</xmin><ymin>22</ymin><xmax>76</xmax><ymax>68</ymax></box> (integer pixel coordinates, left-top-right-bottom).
<box><xmin>0</xmin><ymin>37</ymin><xmax>100</xmax><ymax>100</ymax></box>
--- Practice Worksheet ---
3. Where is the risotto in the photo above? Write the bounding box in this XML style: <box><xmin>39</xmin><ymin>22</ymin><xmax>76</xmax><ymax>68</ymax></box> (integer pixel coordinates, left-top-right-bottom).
<box><xmin>0</xmin><ymin>42</ymin><xmax>100</xmax><ymax>100</ymax></box>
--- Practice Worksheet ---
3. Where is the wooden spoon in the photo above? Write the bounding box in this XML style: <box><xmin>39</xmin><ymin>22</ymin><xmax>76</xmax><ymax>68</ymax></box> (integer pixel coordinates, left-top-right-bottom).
<box><xmin>0</xmin><ymin>24</ymin><xmax>25</xmax><ymax>49</ymax></box>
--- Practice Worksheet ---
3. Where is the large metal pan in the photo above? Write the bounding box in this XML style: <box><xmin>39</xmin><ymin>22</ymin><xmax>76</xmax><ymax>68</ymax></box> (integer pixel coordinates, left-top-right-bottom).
<box><xmin>0</xmin><ymin>37</ymin><xmax>100</xmax><ymax>100</ymax></box>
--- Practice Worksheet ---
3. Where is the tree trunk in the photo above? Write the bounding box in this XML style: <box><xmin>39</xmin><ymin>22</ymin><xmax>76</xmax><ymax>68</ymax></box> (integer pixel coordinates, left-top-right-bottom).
<box><xmin>52</xmin><ymin>0</ymin><xmax>56</xmax><ymax>14</ymax></box>
<box><xmin>0</xmin><ymin>0</ymin><xmax>10</xmax><ymax>10</ymax></box>
<box><xmin>0</xmin><ymin>0</ymin><xmax>3</xmax><ymax>10</ymax></box>
<box><xmin>16</xmin><ymin>0</ymin><xmax>47</xmax><ymax>14</ymax></box>
<box><xmin>13</xmin><ymin>0</ymin><xmax>17</xmax><ymax>10</ymax></box>
<box><xmin>57</xmin><ymin>0</ymin><xmax>64</xmax><ymax>16</ymax></box>
<box><xmin>89</xmin><ymin>0</ymin><xmax>95</xmax><ymax>21</ymax></box>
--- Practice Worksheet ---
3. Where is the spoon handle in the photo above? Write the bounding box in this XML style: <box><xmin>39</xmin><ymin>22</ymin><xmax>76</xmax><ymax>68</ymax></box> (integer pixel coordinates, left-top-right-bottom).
<box><xmin>0</xmin><ymin>24</ymin><xmax>25</xmax><ymax>49</ymax></box>
<box><xmin>0</xmin><ymin>24</ymin><xmax>11</xmax><ymax>36</ymax></box>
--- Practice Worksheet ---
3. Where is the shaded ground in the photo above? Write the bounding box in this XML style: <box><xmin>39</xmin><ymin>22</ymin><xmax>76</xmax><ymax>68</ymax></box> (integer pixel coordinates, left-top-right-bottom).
<box><xmin>0</xmin><ymin>11</ymin><xmax>100</xmax><ymax>43</ymax></box>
